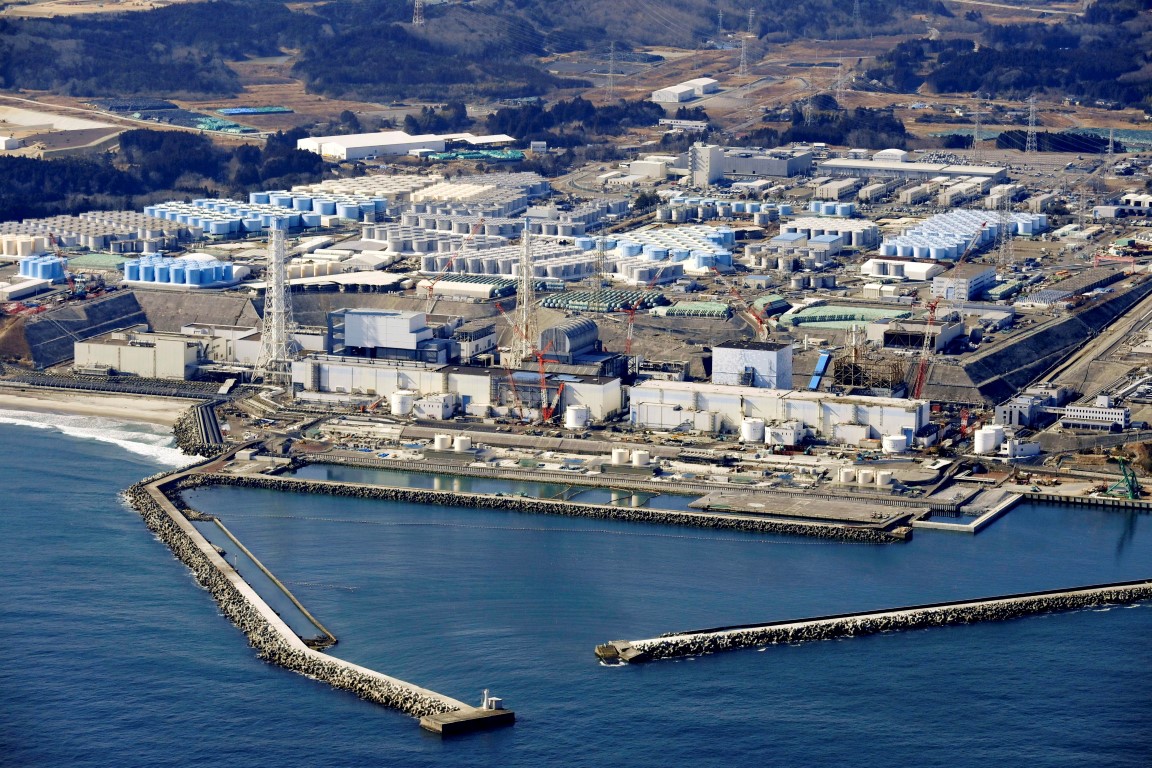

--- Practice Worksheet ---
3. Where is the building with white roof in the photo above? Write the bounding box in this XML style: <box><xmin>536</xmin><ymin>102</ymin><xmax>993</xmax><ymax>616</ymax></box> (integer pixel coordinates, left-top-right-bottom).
<box><xmin>297</xmin><ymin>131</ymin><xmax>516</xmax><ymax>161</ymax></box>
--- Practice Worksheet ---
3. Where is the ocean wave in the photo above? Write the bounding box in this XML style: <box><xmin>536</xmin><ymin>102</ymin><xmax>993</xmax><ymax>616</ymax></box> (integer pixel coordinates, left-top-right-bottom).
<box><xmin>0</xmin><ymin>408</ymin><xmax>193</xmax><ymax>467</ymax></box>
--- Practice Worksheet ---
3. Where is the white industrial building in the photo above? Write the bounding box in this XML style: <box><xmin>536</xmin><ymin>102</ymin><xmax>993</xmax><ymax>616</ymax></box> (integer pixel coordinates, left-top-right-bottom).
<box><xmin>628</xmin><ymin>379</ymin><xmax>928</xmax><ymax>443</ymax></box>
<box><xmin>296</xmin><ymin>131</ymin><xmax>516</xmax><ymax>162</ymax></box>
<box><xmin>931</xmin><ymin>263</ymin><xmax>997</xmax><ymax>301</ymax></box>
<box><xmin>652</xmin><ymin>78</ymin><xmax>718</xmax><ymax>104</ymax></box>
<box><xmin>817</xmin><ymin>157</ymin><xmax>1007</xmax><ymax>183</ymax></box>
<box><xmin>780</xmin><ymin>216</ymin><xmax>880</xmax><ymax>249</ymax></box>
<box><xmin>712</xmin><ymin>341</ymin><xmax>792</xmax><ymax>388</ymax></box>
<box><xmin>0</xmin><ymin>136</ymin><xmax>21</xmax><ymax>151</ymax></box>
<box><xmin>859</xmin><ymin>259</ymin><xmax>944</xmax><ymax>281</ymax></box>
<box><xmin>291</xmin><ymin>356</ymin><xmax>623</xmax><ymax>421</ymax></box>
<box><xmin>74</xmin><ymin>327</ymin><xmax>204</xmax><ymax>379</ymax></box>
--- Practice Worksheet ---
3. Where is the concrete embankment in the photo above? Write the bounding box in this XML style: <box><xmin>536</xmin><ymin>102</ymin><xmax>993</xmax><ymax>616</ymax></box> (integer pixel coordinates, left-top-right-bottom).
<box><xmin>172</xmin><ymin>404</ymin><xmax>226</xmax><ymax>458</ymax></box>
<box><xmin>121</xmin><ymin>473</ymin><xmax>488</xmax><ymax>724</ymax></box>
<box><xmin>595</xmin><ymin>579</ymin><xmax>1152</xmax><ymax>663</ymax></box>
<box><xmin>174</xmin><ymin>472</ymin><xmax>908</xmax><ymax>544</ymax></box>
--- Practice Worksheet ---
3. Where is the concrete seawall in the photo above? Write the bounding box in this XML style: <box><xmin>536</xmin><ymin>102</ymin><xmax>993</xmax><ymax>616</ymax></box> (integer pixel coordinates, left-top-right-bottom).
<box><xmin>122</xmin><ymin>471</ymin><xmax>513</xmax><ymax>732</ymax></box>
<box><xmin>174</xmin><ymin>472</ymin><xmax>908</xmax><ymax>544</ymax></box>
<box><xmin>596</xmin><ymin>579</ymin><xmax>1152</xmax><ymax>663</ymax></box>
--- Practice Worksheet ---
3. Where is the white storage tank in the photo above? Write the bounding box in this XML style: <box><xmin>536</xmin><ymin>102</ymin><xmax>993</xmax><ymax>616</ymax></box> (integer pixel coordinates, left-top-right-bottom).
<box><xmin>632</xmin><ymin>450</ymin><xmax>651</xmax><ymax>467</ymax></box>
<box><xmin>565</xmin><ymin>405</ymin><xmax>591</xmax><ymax>430</ymax></box>
<box><xmin>973</xmin><ymin>425</ymin><xmax>1001</xmax><ymax>455</ymax></box>
<box><xmin>876</xmin><ymin>470</ymin><xmax>894</xmax><ymax>487</ymax></box>
<box><xmin>882</xmin><ymin>435</ymin><xmax>907</xmax><ymax>454</ymax></box>
<box><xmin>857</xmin><ymin>468</ymin><xmax>876</xmax><ymax>486</ymax></box>
<box><xmin>838</xmin><ymin>466</ymin><xmax>856</xmax><ymax>484</ymax></box>
<box><xmin>740</xmin><ymin>417</ymin><xmax>766</xmax><ymax>443</ymax></box>
<box><xmin>611</xmin><ymin>448</ymin><xmax>630</xmax><ymax>465</ymax></box>
<box><xmin>390</xmin><ymin>390</ymin><xmax>416</xmax><ymax>416</ymax></box>
<box><xmin>434</xmin><ymin>434</ymin><xmax>452</xmax><ymax>450</ymax></box>
<box><xmin>453</xmin><ymin>435</ymin><xmax>472</xmax><ymax>453</ymax></box>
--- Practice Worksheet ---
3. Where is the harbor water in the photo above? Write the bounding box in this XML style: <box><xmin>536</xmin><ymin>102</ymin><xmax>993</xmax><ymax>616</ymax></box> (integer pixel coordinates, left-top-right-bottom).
<box><xmin>2</xmin><ymin>418</ymin><xmax>1151</xmax><ymax>767</ymax></box>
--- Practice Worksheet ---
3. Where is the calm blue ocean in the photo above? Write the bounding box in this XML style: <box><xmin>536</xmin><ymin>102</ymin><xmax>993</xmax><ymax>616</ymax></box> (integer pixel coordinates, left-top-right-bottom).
<box><xmin>2</xmin><ymin>415</ymin><xmax>1150</xmax><ymax>767</ymax></box>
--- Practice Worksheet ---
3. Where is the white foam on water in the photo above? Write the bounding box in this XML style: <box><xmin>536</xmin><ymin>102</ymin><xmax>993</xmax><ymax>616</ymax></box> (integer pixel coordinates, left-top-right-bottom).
<box><xmin>0</xmin><ymin>408</ymin><xmax>194</xmax><ymax>467</ymax></box>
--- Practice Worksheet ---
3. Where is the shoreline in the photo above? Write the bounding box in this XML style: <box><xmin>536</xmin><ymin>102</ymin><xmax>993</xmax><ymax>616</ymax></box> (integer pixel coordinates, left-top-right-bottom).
<box><xmin>0</xmin><ymin>386</ymin><xmax>192</xmax><ymax>427</ymax></box>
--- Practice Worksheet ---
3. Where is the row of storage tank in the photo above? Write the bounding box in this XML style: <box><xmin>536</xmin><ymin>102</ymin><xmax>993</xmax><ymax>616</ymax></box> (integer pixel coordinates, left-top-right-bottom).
<box><xmin>17</xmin><ymin>256</ymin><xmax>67</xmax><ymax>281</ymax></box>
<box><xmin>786</xmin><ymin>274</ymin><xmax>838</xmax><ymax>290</ymax></box>
<box><xmin>807</xmin><ymin>201</ymin><xmax>857</xmax><ymax>217</ymax></box>
<box><xmin>879</xmin><ymin>210</ymin><xmax>1048</xmax><ymax>260</ymax></box>
<box><xmin>122</xmin><ymin>256</ymin><xmax>241</xmax><ymax>286</ymax></box>
<box><xmin>3</xmin><ymin>234</ymin><xmax>51</xmax><ymax>257</ymax></box>
<box><xmin>609</xmin><ymin>447</ymin><xmax>652</xmax><ymax>467</ymax></box>
<box><xmin>835</xmin><ymin>467</ymin><xmax>898</xmax><ymax>488</ymax></box>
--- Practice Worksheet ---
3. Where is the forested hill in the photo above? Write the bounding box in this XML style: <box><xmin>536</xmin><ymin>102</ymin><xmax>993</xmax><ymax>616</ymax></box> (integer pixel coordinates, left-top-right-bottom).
<box><xmin>866</xmin><ymin>0</ymin><xmax>1152</xmax><ymax>109</ymax></box>
<box><xmin>0</xmin><ymin>0</ymin><xmax>944</xmax><ymax>101</ymax></box>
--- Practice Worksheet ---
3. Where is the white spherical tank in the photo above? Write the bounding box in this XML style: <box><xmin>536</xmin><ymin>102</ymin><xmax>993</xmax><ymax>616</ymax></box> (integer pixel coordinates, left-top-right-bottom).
<box><xmin>857</xmin><ymin>468</ymin><xmax>876</xmax><ymax>486</ymax></box>
<box><xmin>882</xmin><ymin>435</ymin><xmax>907</xmax><ymax>454</ymax></box>
<box><xmin>974</xmin><ymin>426</ymin><xmax>999</xmax><ymax>455</ymax></box>
<box><xmin>740</xmin><ymin>417</ymin><xmax>766</xmax><ymax>443</ymax></box>
<box><xmin>611</xmin><ymin>448</ymin><xmax>630</xmax><ymax>465</ymax></box>
<box><xmin>838</xmin><ymin>467</ymin><xmax>856</xmax><ymax>484</ymax></box>
<box><xmin>564</xmin><ymin>405</ymin><xmax>591</xmax><ymax>430</ymax></box>
<box><xmin>453</xmin><ymin>435</ymin><xmax>472</xmax><ymax>453</ymax></box>
<box><xmin>876</xmin><ymin>470</ymin><xmax>894</xmax><ymax>487</ymax></box>
<box><xmin>433</xmin><ymin>434</ymin><xmax>452</xmax><ymax>451</ymax></box>
<box><xmin>390</xmin><ymin>390</ymin><xmax>416</xmax><ymax>416</ymax></box>
<box><xmin>632</xmin><ymin>450</ymin><xmax>651</xmax><ymax>467</ymax></box>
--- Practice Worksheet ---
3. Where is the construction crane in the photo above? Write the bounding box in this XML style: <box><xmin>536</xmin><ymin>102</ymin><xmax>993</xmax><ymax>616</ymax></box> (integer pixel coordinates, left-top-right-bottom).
<box><xmin>543</xmin><ymin>382</ymin><xmax>565</xmax><ymax>423</ymax></box>
<box><xmin>1105</xmin><ymin>456</ymin><xmax>1141</xmax><ymax>500</ymax></box>
<box><xmin>496</xmin><ymin>301</ymin><xmax>560</xmax><ymax>422</ymax></box>
<box><xmin>954</xmin><ymin>224</ymin><xmax>988</xmax><ymax>266</ymax></box>
<box><xmin>424</xmin><ymin>219</ymin><xmax>484</xmax><ymax>313</ymax></box>
<box><xmin>910</xmin><ymin>298</ymin><xmax>940</xmax><ymax>399</ymax></box>
<box><xmin>623</xmin><ymin>265</ymin><xmax>672</xmax><ymax>354</ymax></box>
<box><xmin>712</xmin><ymin>267</ymin><xmax>767</xmax><ymax>340</ymax></box>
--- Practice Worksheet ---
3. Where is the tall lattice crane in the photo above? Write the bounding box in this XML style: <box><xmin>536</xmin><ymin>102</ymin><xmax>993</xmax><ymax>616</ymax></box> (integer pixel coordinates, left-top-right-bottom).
<box><xmin>910</xmin><ymin>298</ymin><xmax>940</xmax><ymax>399</ymax></box>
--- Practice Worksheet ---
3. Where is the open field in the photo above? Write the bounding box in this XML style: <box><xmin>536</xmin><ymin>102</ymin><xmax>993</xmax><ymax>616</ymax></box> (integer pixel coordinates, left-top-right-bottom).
<box><xmin>0</xmin><ymin>0</ymin><xmax>206</xmax><ymax>18</ymax></box>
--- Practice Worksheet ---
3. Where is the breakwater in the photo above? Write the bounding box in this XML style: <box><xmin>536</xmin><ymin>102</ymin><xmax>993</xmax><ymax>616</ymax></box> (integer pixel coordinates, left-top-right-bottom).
<box><xmin>174</xmin><ymin>472</ymin><xmax>908</xmax><ymax>543</ymax></box>
<box><xmin>171</xmin><ymin>404</ymin><xmax>226</xmax><ymax>458</ymax></box>
<box><xmin>595</xmin><ymin>579</ymin><xmax>1152</xmax><ymax>663</ymax></box>
<box><xmin>120</xmin><ymin>472</ymin><xmax>505</xmax><ymax>727</ymax></box>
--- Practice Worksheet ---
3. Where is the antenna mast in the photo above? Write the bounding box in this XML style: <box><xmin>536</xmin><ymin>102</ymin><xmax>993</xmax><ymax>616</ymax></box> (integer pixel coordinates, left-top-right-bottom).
<box><xmin>255</xmin><ymin>219</ymin><xmax>297</xmax><ymax>387</ymax></box>
<box><xmin>1025</xmin><ymin>96</ymin><xmax>1038</xmax><ymax>154</ymax></box>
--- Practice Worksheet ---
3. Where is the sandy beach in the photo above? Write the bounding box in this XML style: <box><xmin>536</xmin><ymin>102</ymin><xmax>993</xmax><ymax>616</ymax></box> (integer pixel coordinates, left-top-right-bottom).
<box><xmin>0</xmin><ymin>386</ymin><xmax>193</xmax><ymax>427</ymax></box>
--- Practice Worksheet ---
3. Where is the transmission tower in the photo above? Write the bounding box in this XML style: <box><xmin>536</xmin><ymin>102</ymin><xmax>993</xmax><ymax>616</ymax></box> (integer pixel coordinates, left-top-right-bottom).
<box><xmin>1025</xmin><ymin>96</ymin><xmax>1038</xmax><ymax>154</ymax></box>
<box><xmin>996</xmin><ymin>195</ymin><xmax>1013</xmax><ymax>268</ymax></box>
<box><xmin>972</xmin><ymin>102</ymin><xmax>983</xmax><ymax>164</ymax></box>
<box><xmin>255</xmin><ymin>219</ymin><xmax>297</xmax><ymax>387</ymax></box>
<box><xmin>835</xmin><ymin>57</ymin><xmax>844</xmax><ymax>108</ymax></box>
<box><xmin>1107</xmin><ymin>127</ymin><xmax>1115</xmax><ymax>157</ymax></box>
<box><xmin>593</xmin><ymin>236</ymin><xmax>608</xmax><ymax>309</ymax></box>
<box><xmin>803</xmin><ymin>82</ymin><xmax>815</xmax><ymax>126</ymax></box>
<box><xmin>747</xmin><ymin>8</ymin><xmax>756</xmax><ymax>34</ymax></box>
<box><xmin>740</xmin><ymin>37</ymin><xmax>748</xmax><ymax>77</ymax></box>
<box><xmin>412</xmin><ymin>0</ymin><xmax>425</xmax><ymax>26</ymax></box>
<box><xmin>607</xmin><ymin>41</ymin><xmax>617</xmax><ymax>97</ymax></box>
<box><xmin>717</xmin><ymin>9</ymin><xmax>724</xmax><ymax>35</ymax></box>
<box><xmin>853</xmin><ymin>0</ymin><xmax>862</xmax><ymax>25</ymax></box>
<box><xmin>510</xmin><ymin>219</ymin><xmax>538</xmax><ymax>366</ymax></box>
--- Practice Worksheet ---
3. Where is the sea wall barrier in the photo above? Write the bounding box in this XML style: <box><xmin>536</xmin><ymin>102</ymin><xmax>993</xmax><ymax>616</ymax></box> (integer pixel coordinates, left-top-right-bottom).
<box><xmin>173</xmin><ymin>472</ymin><xmax>908</xmax><ymax>544</ymax></box>
<box><xmin>120</xmin><ymin>474</ymin><xmax>485</xmax><ymax>724</ymax></box>
<box><xmin>594</xmin><ymin>579</ymin><xmax>1152</xmax><ymax>663</ymax></box>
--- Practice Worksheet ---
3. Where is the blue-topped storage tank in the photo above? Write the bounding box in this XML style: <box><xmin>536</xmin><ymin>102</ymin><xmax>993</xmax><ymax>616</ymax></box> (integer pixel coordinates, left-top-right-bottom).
<box><xmin>141</xmin><ymin>263</ymin><xmax>156</xmax><ymax>281</ymax></box>
<box><xmin>185</xmin><ymin>266</ymin><xmax>201</xmax><ymax>285</ymax></box>
<box><xmin>619</xmin><ymin>242</ymin><xmax>642</xmax><ymax>258</ymax></box>
<box><xmin>125</xmin><ymin>261</ymin><xmax>141</xmax><ymax>281</ymax></box>
<box><xmin>208</xmin><ymin>221</ymin><xmax>229</xmax><ymax>236</ymax></box>
<box><xmin>337</xmin><ymin>203</ymin><xmax>361</xmax><ymax>221</ymax></box>
<box><xmin>315</xmin><ymin>199</ymin><xmax>336</xmax><ymax>215</ymax></box>
<box><xmin>155</xmin><ymin>264</ymin><xmax>171</xmax><ymax>283</ymax></box>
<box><xmin>170</xmin><ymin>263</ymin><xmax>185</xmax><ymax>284</ymax></box>
<box><xmin>270</xmin><ymin>194</ymin><xmax>293</xmax><ymax>208</ymax></box>
<box><xmin>223</xmin><ymin>263</ymin><xmax>234</xmax><ymax>281</ymax></box>
<box><xmin>293</xmin><ymin>197</ymin><xmax>312</xmax><ymax>211</ymax></box>
<box><xmin>300</xmin><ymin>213</ymin><xmax>322</xmax><ymax>228</ymax></box>
<box><xmin>249</xmin><ymin>192</ymin><xmax>270</xmax><ymax>205</ymax></box>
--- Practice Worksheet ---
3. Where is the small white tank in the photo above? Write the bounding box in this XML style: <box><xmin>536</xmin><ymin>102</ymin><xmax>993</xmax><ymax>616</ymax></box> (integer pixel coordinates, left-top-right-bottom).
<box><xmin>632</xmin><ymin>450</ymin><xmax>651</xmax><ymax>467</ymax></box>
<box><xmin>857</xmin><ymin>468</ymin><xmax>876</xmax><ymax>486</ymax></box>
<box><xmin>838</xmin><ymin>467</ymin><xmax>856</xmax><ymax>484</ymax></box>
<box><xmin>453</xmin><ymin>435</ymin><xmax>472</xmax><ymax>453</ymax></box>
<box><xmin>882</xmin><ymin>435</ymin><xmax>907</xmax><ymax>454</ymax></box>
<box><xmin>611</xmin><ymin>448</ymin><xmax>630</xmax><ymax>465</ymax></box>
<box><xmin>433</xmin><ymin>434</ymin><xmax>452</xmax><ymax>451</ymax></box>
<box><xmin>876</xmin><ymin>470</ymin><xmax>894</xmax><ymax>487</ymax></box>
<box><xmin>391</xmin><ymin>390</ymin><xmax>416</xmax><ymax>416</ymax></box>
<box><xmin>564</xmin><ymin>405</ymin><xmax>590</xmax><ymax>430</ymax></box>
<box><xmin>740</xmin><ymin>417</ymin><xmax>766</xmax><ymax>443</ymax></box>
<box><xmin>974</xmin><ymin>425</ymin><xmax>1000</xmax><ymax>455</ymax></box>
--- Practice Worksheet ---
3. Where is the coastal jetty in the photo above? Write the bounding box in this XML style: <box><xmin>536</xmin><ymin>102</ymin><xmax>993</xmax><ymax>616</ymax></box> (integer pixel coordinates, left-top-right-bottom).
<box><xmin>171</xmin><ymin>471</ymin><xmax>911</xmax><ymax>543</ymax></box>
<box><xmin>121</xmin><ymin>464</ymin><xmax>514</xmax><ymax>735</ymax></box>
<box><xmin>595</xmin><ymin>579</ymin><xmax>1152</xmax><ymax>663</ymax></box>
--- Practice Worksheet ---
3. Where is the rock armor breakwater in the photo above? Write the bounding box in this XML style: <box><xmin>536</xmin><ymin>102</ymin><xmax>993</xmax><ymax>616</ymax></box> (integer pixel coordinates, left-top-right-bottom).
<box><xmin>171</xmin><ymin>408</ymin><xmax>225</xmax><ymax>459</ymax></box>
<box><xmin>170</xmin><ymin>473</ymin><xmax>905</xmax><ymax>544</ymax></box>
<box><xmin>596</xmin><ymin>580</ymin><xmax>1152</xmax><ymax>663</ymax></box>
<box><xmin>121</xmin><ymin>477</ymin><xmax>463</xmax><ymax>720</ymax></box>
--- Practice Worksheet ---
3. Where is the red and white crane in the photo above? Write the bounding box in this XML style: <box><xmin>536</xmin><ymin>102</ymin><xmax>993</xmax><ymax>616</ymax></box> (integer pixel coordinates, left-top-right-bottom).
<box><xmin>423</xmin><ymin>219</ymin><xmax>484</xmax><ymax>313</ymax></box>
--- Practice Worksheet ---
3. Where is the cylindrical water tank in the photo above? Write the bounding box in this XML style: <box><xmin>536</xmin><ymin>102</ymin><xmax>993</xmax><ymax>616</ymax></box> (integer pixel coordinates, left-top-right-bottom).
<box><xmin>973</xmin><ymin>426</ymin><xmax>999</xmax><ymax>455</ymax></box>
<box><xmin>453</xmin><ymin>435</ymin><xmax>472</xmax><ymax>453</ymax></box>
<box><xmin>564</xmin><ymin>405</ymin><xmax>590</xmax><ymax>430</ymax></box>
<box><xmin>125</xmin><ymin>262</ymin><xmax>141</xmax><ymax>281</ymax></box>
<box><xmin>740</xmin><ymin>417</ymin><xmax>766</xmax><ymax>443</ymax></box>
<box><xmin>611</xmin><ymin>448</ymin><xmax>630</xmax><ymax>465</ymax></box>
<box><xmin>882</xmin><ymin>435</ymin><xmax>907</xmax><ymax>454</ymax></box>
<box><xmin>857</xmin><ymin>468</ymin><xmax>876</xmax><ymax>486</ymax></box>
<box><xmin>433</xmin><ymin>434</ymin><xmax>452</xmax><ymax>451</ymax></box>
<box><xmin>391</xmin><ymin>390</ymin><xmax>416</xmax><ymax>416</ymax></box>
<box><xmin>838</xmin><ymin>467</ymin><xmax>856</xmax><ymax>484</ymax></box>
<box><xmin>631</xmin><ymin>450</ymin><xmax>650</xmax><ymax>467</ymax></box>
<box><xmin>876</xmin><ymin>470</ymin><xmax>894</xmax><ymax>487</ymax></box>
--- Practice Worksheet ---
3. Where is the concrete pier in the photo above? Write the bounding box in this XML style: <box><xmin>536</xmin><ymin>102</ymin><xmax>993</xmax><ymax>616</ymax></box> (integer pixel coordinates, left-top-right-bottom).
<box><xmin>122</xmin><ymin>461</ymin><xmax>514</xmax><ymax>735</ymax></box>
<box><xmin>595</xmin><ymin>579</ymin><xmax>1152</xmax><ymax>663</ymax></box>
